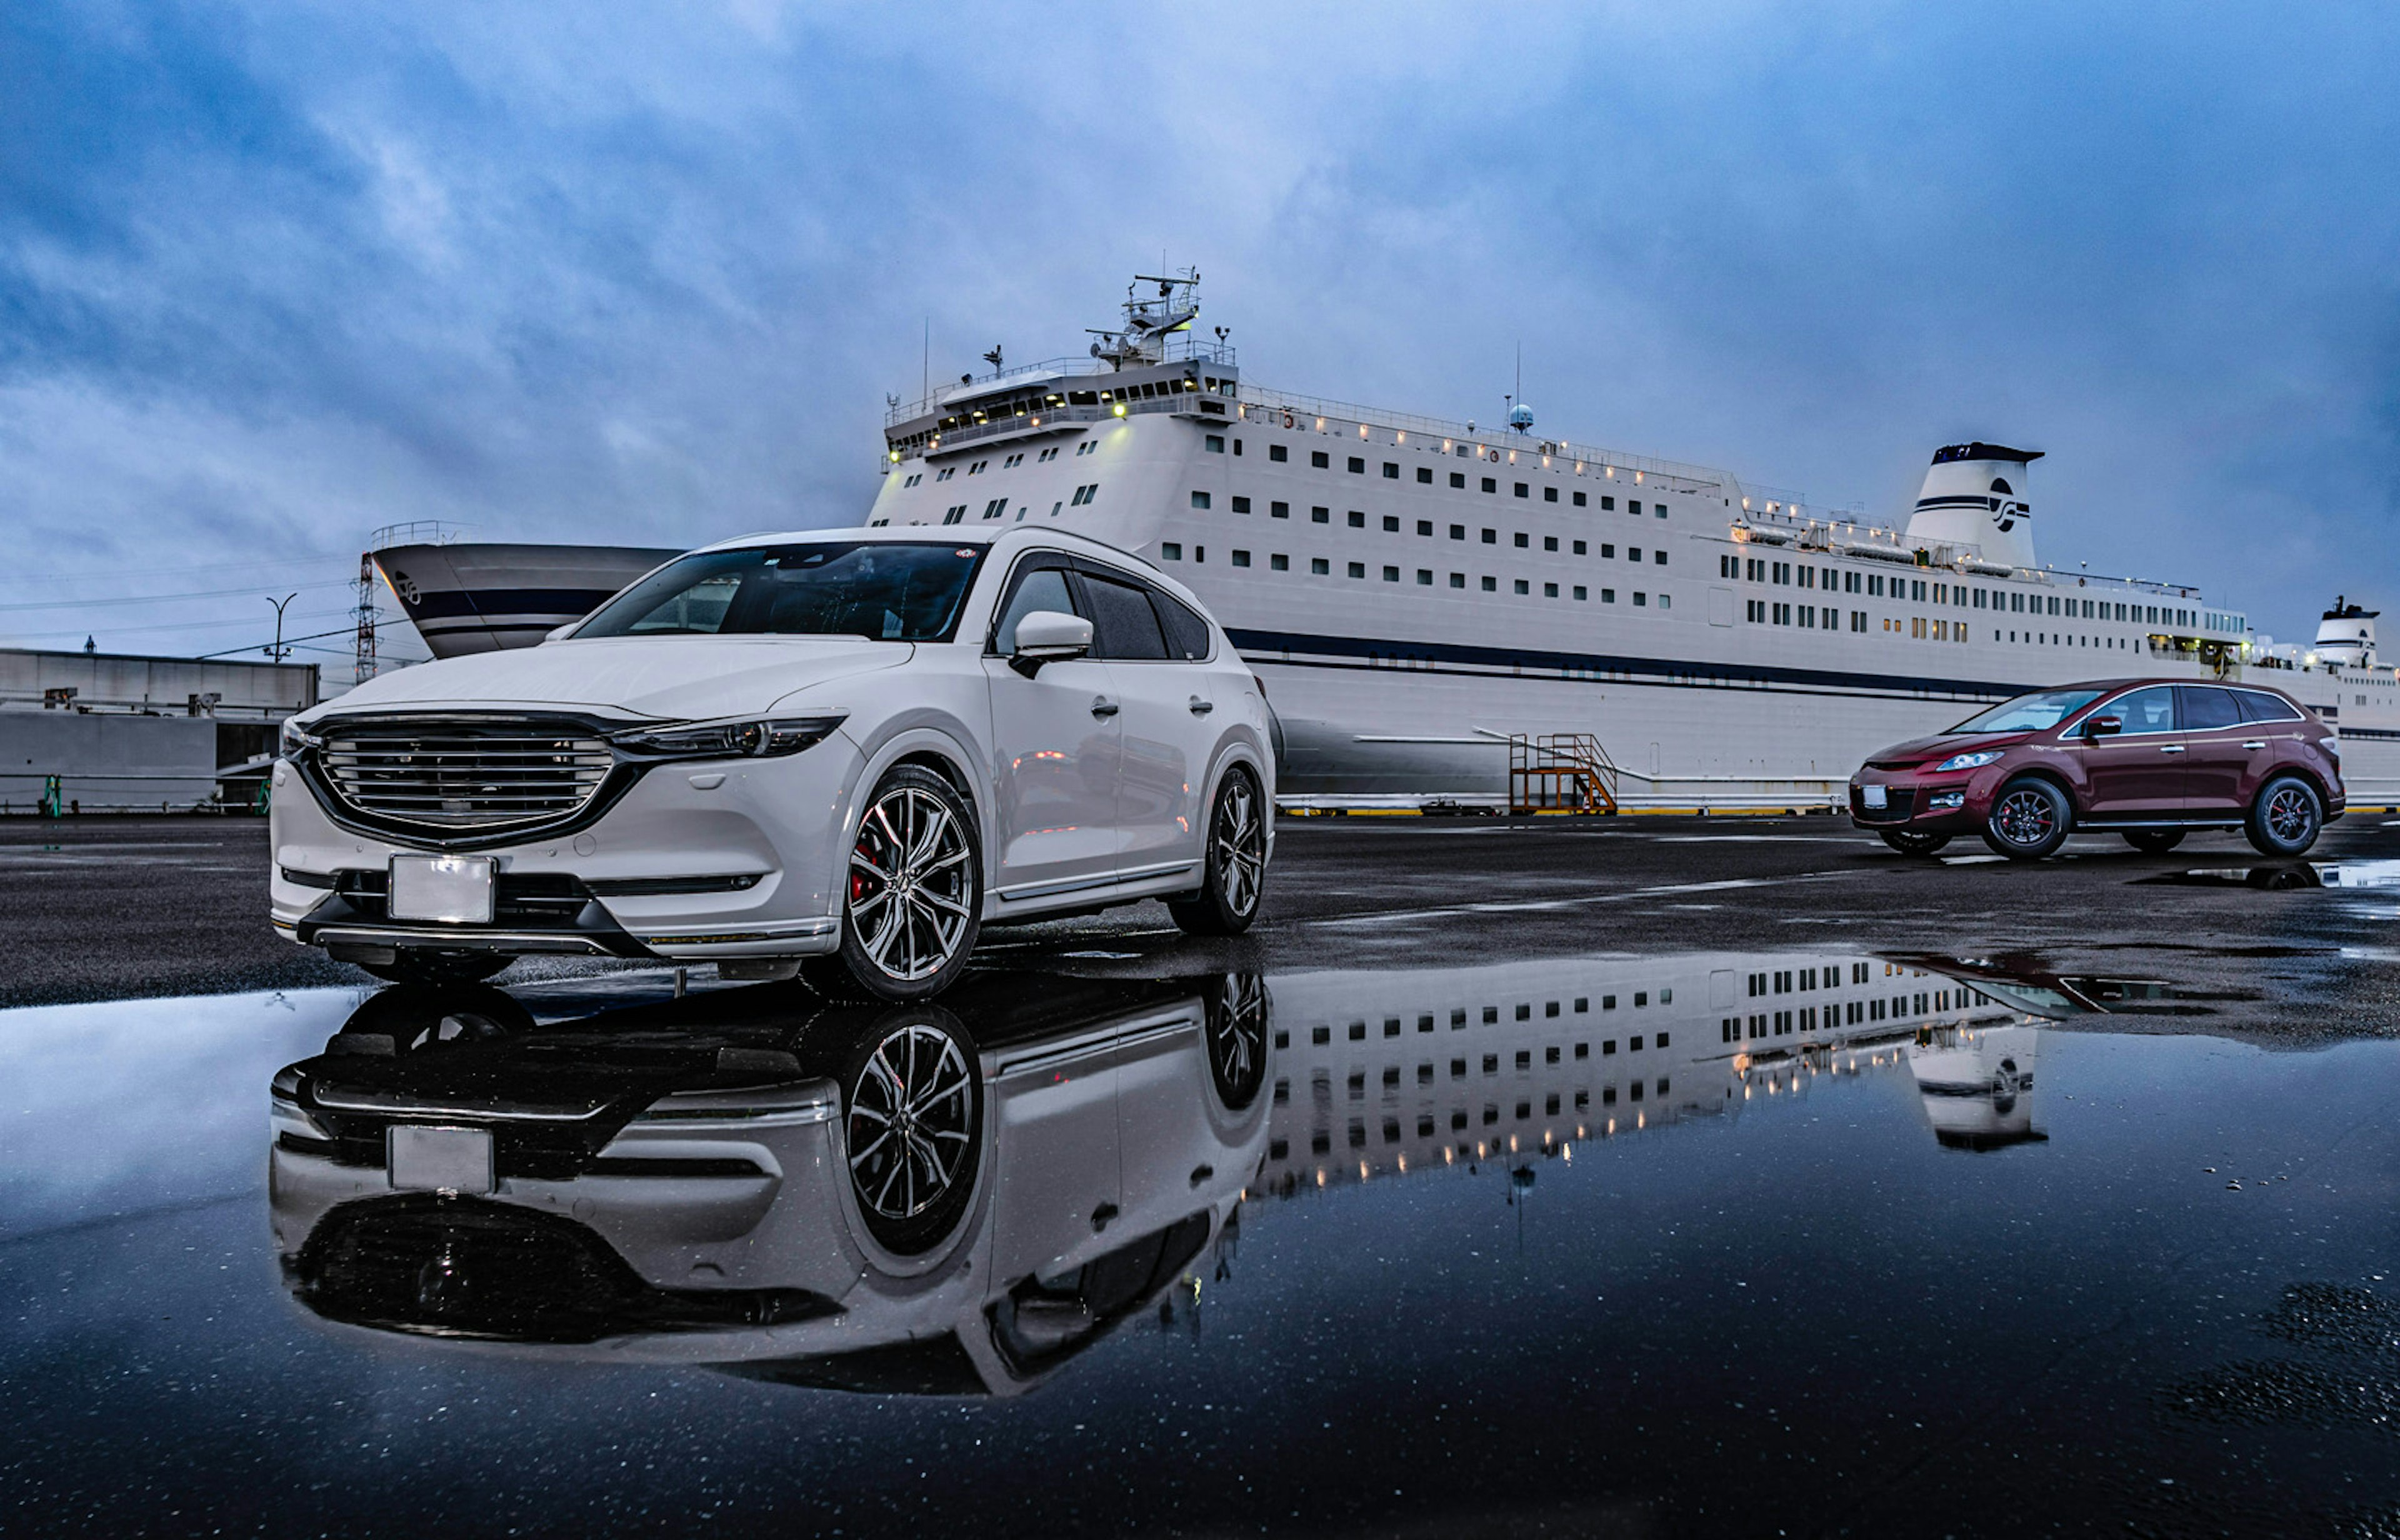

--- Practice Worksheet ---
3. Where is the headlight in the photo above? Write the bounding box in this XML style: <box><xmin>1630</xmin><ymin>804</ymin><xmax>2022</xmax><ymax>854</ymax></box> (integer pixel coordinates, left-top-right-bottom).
<box><xmin>1932</xmin><ymin>750</ymin><xmax>2006</xmax><ymax>772</ymax></box>
<box><xmin>2324</xmin><ymin>737</ymin><xmax>2341</xmax><ymax>760</ymax></box>
<box><xmin>611</xmin><ymin>714</ymin><xmax>847</xmax><ymax>762</ymax></box>
<box><xmin>279</xmin><ymin>718</ymin><xmax>323</xmax><ymax>758</ymax></box>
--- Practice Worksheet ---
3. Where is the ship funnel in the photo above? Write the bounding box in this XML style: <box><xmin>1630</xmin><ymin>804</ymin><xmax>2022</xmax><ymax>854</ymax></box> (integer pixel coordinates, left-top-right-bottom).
<box><xmin>1903</xmin><ymin>442</ymin><xmax>2043</xmax><ymax>571</ymax></box>
<box><xmin>2314</xmin><ymin>596</ymin><xmax>2378</xmax><ymax>668</ymax></box>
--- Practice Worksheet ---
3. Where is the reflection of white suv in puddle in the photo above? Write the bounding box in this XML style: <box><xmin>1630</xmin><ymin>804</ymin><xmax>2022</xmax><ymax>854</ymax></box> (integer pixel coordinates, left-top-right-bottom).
<box><xmin>268</xmin><ymin>971</ymin><xmax>1271</xmax><ymax>1392</ymax></box>
<box><xmin>270</xmin><ymin>529</ymin><xmax>1274</xmax><ymax>1000</ymax></box>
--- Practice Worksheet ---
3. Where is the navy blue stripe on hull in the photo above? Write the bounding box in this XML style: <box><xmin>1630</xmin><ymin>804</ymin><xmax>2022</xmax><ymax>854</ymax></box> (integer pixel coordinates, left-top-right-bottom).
<box><xmin>1224</xmin><ymin>627</ymin><xmax>2040</xmax><ymax>701</ymax></box>
<box><xmin>395</xmin><ymin>588</ymin><xmax>626</xmax><ymax>622</ymax></box>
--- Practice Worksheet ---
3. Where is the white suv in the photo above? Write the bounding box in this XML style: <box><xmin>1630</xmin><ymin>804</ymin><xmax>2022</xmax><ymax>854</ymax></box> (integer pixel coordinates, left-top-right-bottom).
<box><xmin>269</xmin><ymin>529</ymin><xmax>1274</xmax><ymax>999</ymax></box>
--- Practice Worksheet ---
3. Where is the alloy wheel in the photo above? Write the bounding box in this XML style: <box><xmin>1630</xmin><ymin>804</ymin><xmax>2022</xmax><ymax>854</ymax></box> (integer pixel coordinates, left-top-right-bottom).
<box><xmin>1992</xmin><ymin>788</ymin><xmax>2056</xmax><ymax>847</ymax></box>
<box><xmin>1213</xmin><ymin>778</ymin><xmax>1266</xmax><ymax>918</ymax></box>
<box><xmin>846</xmin><ymin>1022</ymin><xmax>974</xmax><ymax>1222</ymax></box>
<box><xmin>2265</xmin><ymin>785</ymin><xmax>2314</xmax><ymax>845</ymax></box>
<box><xmin>848</xmin><ymin>784</ymin><xmax>974</xmax><ymax>982</ymax></box>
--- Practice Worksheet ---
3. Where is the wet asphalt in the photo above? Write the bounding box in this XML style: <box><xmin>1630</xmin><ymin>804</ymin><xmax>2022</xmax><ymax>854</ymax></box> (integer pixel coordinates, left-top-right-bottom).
<box><xmin>4</xmin><ymin>811</ymin><xmax>2400</xmax><ymax>1538</ymax></box>
<box><xmin>5</xmin><ymin>811</ymin><xmax>2398</xmax><ymax>1041</ymax></box>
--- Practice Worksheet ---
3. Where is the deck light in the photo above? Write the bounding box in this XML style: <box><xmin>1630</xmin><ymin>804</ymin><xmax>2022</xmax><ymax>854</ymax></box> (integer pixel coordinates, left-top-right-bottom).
<box><xmin>1112</xmin><ymin>403</ymin><xmax>1126</xmax><ymax>417</ymax></box>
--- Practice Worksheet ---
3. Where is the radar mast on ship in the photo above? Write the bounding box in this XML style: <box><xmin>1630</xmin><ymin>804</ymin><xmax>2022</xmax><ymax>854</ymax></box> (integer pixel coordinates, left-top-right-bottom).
<box><xmin>1088</xmin><ymin>269</ymin><xmax>1203</xmax><ymax>370</ymax></box>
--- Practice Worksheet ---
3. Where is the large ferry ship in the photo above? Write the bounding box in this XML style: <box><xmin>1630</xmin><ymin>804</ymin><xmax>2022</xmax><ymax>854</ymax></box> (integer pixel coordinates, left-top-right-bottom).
<box><xmin>372</xmin><ymin>273</ymin><xmax>2399</xmax><ymax>808</ymax></box>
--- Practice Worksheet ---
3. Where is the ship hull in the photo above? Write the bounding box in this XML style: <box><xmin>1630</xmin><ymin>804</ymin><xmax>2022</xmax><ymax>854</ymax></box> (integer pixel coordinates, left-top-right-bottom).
<box><xmin>372</xmin><ymin>542</ymin><xmax>676</xmax><ymax>658</ymax></box>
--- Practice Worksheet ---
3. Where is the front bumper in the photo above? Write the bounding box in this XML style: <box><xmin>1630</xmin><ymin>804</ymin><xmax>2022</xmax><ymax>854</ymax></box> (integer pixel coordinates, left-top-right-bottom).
<box><xmin>268</xmin><ymin>742</ymin><xmax>857</xmax><ymax>961</ymax></box>
<box><xmin>1847</xmin><ymin>767</ymin><xmax>2001</xmax><ymax>835</ymax></box>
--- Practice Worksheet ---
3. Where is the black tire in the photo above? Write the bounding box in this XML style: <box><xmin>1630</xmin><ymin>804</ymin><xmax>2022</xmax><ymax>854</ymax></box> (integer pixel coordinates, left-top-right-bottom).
<box><xmin>1201</xmin><ymin>972</ymin><xmax>1271</xmax><ymax>1112</ymax></box>
<box><xmin>2245</xmin><ymin>774</ymin><xmax>2322</xmax><ymax>858</ymax></box>
<box><xmin>356</xmin><ymin>951</ymin><xmax>511</xmax><ymax>986</ymax></box>
<box><xmin>1879</xmin><ymin>831</ymin><xmax>1952</xmax><ymax>856</ymax></box>
<box><xmin>2122</xmin><ymin>829</ymin><xmax>2186</xmax><ymax>854</ymax></box>
<box><xmin>1981</xmin><ymin>777</ymin><xmax>2072</xmax><ymax>861</ymax></box>
<box><xmin>330</xmin><ymin>983</ymin><xmax>532</xmax><ymax>1055</ymax></box>
<box><xmin>822</xmin><ymin>765</ymin><xmax>982</xmax><ymax>1002</ymax></box>
<box><xmin>1169</xmin><ymin>768</ymin><xmax>1268</xmax><ymax>936</ymax></box>
<box><xmin>839</xmin><ymin>1007</ymin><xmax>982</xmax><ymax>1257</ymax></box>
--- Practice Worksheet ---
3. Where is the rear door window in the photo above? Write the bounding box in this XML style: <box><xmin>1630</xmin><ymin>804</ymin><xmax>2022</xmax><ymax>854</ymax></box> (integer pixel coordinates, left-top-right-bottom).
<box><xmin>2176</xmin><ymin>686</ymin><xmax>2243</xmax><ymax>732</ymax></box>
<box><xmin>2107</xmin><ymin>686</ymin><xmax>2179</xmax><ymax>736</ymax></box>
<box><xmin>1078</xmin><ymin>572</ymin><xmax>1168</xmax><ymax>660</ymax></box>
<box><xmin>2235</xmin><ymin>690</ymin><xmax>2303</xmax><ymax>723</ymax></box>
<box><xmin>1151</xmin><ymin>591</ymin><xmax>1212</xmax><ymax>661</ymax></box>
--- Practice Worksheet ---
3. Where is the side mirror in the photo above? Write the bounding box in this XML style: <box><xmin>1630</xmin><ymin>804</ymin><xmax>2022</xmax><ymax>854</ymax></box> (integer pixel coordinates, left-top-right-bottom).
<box><xmin>2083</xmin><ymin>715</ymin><xmax>2121</xmax><ymax>738</ymax></box>
<box><xmin>1009</xmin><ymin>610</ymin><xmax>1093</xmax><ymax>677</ymax></box>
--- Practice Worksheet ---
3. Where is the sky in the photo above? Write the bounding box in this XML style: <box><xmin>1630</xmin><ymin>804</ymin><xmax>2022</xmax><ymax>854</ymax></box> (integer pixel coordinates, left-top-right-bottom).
<box><xmin>4</xmin><ymin>1</ymin><xmax>2398</xmax><ymax>677</ymax></box>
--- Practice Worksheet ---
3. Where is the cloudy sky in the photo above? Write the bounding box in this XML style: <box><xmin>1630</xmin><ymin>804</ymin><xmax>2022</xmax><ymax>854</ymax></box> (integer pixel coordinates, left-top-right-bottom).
<box><xmin>4</xmin><ymin>2</ymin><xmax>2396</xmax><ymax>674</ymax></box>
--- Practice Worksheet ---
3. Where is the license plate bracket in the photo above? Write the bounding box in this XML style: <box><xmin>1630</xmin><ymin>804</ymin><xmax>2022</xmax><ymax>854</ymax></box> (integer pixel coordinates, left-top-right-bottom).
<box><xmin>1861</xmin><ymin>785</ymin><xmax>1889</xmax><ymax>811</ymax></box>
<box><xmin>388</xmin><ymin>1125</ymin><xmax>495</xmax><ymax>1194</ymax></box>
<box><xmin>389</xmin><ymin>854</ymin><xmax>496</xmax><ymax>924</ymax></box>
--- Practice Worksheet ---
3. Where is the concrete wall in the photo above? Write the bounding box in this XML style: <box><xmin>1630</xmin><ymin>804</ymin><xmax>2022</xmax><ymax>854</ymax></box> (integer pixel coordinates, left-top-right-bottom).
<box><xmin>0</xmin><ymin>712</ymin><xmax>220</xmax><ymax>811</ymax></box>
<box><xmin>0</xmin><ymin>649</ymin><xmax>318</xmax><ymax>720</ymax></box>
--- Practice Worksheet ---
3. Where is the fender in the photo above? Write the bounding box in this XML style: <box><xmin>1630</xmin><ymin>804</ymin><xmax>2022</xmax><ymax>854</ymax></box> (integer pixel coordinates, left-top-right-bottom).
<box><xmin>828</xmin><ymin>716</ymin><xmax>996</xmax><ymax>928</ymax></box>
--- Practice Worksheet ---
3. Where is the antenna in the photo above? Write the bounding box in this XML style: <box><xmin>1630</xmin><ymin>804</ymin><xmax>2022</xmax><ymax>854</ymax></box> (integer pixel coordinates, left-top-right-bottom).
<box><xmin>921</xmin><ymin>316</ymin><xmax>929</xmax><ymax>406</ymax></box>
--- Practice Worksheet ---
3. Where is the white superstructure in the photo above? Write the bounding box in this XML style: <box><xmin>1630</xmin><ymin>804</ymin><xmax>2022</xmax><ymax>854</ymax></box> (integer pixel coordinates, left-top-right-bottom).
<box><xmin>869</xmin><ymin>275</ymin><xmax>2399</xmax><ymax>806</ymax></box>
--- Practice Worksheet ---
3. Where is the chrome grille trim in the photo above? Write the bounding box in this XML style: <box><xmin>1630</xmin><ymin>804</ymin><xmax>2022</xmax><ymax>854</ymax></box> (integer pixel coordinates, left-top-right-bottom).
<box><xmin>317</xmin><ymin>719</ymin><xmax>616</xmax><ymax>831</ymax></box>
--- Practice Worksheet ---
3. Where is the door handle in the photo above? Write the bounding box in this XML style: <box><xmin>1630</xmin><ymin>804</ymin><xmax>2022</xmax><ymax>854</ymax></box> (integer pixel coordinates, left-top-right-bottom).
<box><xmin>1091</xmin><ymin>697</ymin><xmax>1119</xmax><ymax>719</ymax></box>
<box><xmin>2158</xmin><ymin>745</ymin><xmax>2186</xmax><ymax>754</ymax></box>
<box><xmin>1188</xmin><ymin>696</ymin><xmax>1214</xmax><ymax>715</ymax></box>
<box><xmin>2242</xmin><ymin>741</ymin><xmax>2266</xmax><ymax>749</ymax></box>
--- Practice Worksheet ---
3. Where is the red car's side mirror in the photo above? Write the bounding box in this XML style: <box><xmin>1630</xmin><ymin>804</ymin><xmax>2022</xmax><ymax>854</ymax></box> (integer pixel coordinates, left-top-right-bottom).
<box><xmin>2083</xmin><ymin>716</ymin><xmax>2122</xmax><ymax>738</ymax></box>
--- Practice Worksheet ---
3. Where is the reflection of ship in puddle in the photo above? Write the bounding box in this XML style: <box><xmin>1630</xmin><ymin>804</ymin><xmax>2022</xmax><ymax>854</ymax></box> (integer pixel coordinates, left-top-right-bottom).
<box><xmin>269</xmin><ymin>971</ymin><xmax>1269</xmax><ymax>1396</ymax></box>
<box><xmin>1259</xmin><ymin>951</ymin><xmax>2055</xmax><ymax>1196</ymax></box>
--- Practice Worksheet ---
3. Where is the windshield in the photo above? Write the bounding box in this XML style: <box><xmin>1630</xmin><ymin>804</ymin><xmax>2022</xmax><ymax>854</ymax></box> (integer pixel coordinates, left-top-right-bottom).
<box><xmin>1946</xmin><ymin>688</ymin><xmax>2106</xmax><ymax>735</ymax></box>
<box><xmin>575</xmin><ymin>542</ymin><xmax>986</xmax><ymax>642</ymax></box>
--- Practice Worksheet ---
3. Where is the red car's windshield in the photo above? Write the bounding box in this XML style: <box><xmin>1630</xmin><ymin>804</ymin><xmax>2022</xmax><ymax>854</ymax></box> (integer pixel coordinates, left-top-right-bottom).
<box><xmin>1945</xmin><ymin>689</ymin><xmax>2106</xmax><ymax>734</ymax></box>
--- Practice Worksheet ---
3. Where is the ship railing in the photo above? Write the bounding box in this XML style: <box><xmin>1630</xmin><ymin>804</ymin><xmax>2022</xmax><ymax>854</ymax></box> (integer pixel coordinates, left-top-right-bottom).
<box><xmin>1231</xmin><ymin>385</ymin><xmax>1731</xmax><ymax>496</ymax></box>
<box><xmin>889</xmin><ymin>392</ymin><xmax>1239</xmax><ymax>460</ymax></box>
<box><xmin>885</xmin><ymin>336</ymin><xmax>1238</xmax><ymax>426</ymax></box>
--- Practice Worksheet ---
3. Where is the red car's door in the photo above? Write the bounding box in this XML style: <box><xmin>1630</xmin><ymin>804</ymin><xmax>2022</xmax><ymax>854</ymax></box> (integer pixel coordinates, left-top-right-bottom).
<box><xmin>2074</xmin><ymin>686</ymin><xmax>2185</xmax><ymax>818</ymax></box>
<box><xmin>2177</xmin><ymin>685</ymin><xmax>2275</xmax><ymax>814</ymax></box>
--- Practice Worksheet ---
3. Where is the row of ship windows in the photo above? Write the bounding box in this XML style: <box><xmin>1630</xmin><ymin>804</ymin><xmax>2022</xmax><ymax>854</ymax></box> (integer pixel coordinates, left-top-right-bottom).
<box><xmin>1749</xmin><ymin>600</ymin><xmax>2146</xmax><ymax>651</ymax></box>
<box><xmin>1272</xmin><ymin>1082</ymin><xmax>1668</xmax><ymax>1158</ymax></box>
<box><xmin>1189</xmin><ymin>494</ymin><xmax>1671</xmax><ymax>560</ymax></box>
<box><xmin>1197</xmin><ymin>464</ymin><xmax>1668</xmax><ymax>519</ymax></box>
<box><xmin>1165</xmin><ymin>545</ymin><xmax>1669</xmax><ymax>604</ymax></box>
<box><xmin>1273</xmin><ymin>992</ymin><xmax>1672</xmax><ymax>1049</ymax></box>
<box><xmin>1209</xmin><ymin>431</ymin><xmax>1679</xmax><ymax>500</ymax></box>
<box><xmin>899</xmin><ymin>441</ymin><xmax>1101</xmax><ymax>487</ymax></box>
<box><xmin>1724</xmin><ymin>556</ymin><xmax>2204</xmax><ymax>626</ymax></box>
<box><xmin>1722</xmin><ymin>991</ymin><xmax>1954</xmax><ymax>1040</ymax></box>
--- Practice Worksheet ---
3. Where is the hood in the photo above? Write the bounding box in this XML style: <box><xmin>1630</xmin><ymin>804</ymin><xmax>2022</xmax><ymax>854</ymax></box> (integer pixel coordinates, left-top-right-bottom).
<box><xmin>1865</xmin><ymin>731</ymin><xmax>2031</xmax><ymax>767</ymax></box>
<box><xmin>310</xmin><ymin>637</ymin><xmax>911</xmax><ymax>722</ymax></box>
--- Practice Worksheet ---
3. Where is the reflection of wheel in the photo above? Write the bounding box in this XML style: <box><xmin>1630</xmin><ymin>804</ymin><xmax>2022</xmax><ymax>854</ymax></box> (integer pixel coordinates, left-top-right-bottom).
<box><xmin>841</xmin><ymin>1009</ymin><xmax>982</xmax><ymax>1256</ymax></box>
<box><xmin>814</xmin><ymin>766</ymin><xmax>982</xmax><ymax>1002</ymax></box>
<box><xmin>1170</xmin><ymin>769</ymin><xmax>1268</xmax><ymax>936</ymax></box>
<box><xmin>1879</xmin><ymin>831</ymin><xmax>1951</xmax><ymax>856</ymax></box>
<box><xmin>1202</xmin><ymin>972</ymin><xmax>1271</xmax><ymax>1111</ymax></box>
<box><xmin>2246</xmin><ymin>775</ymin><xmax>2322</xmax><ymax>858</ymax></box>
<box><xmin>2122</xmin><ymin>829</ymin><xmax>2185</xmax><ymax>854</ymax></box>
<box><xmin>358</xmin><ymin>951</ymin><xmax>509</xmax><ymax>986</ymax></box>
<box><xmin>331</xmin><ymin>984</ymin><xmax>533</xmax><ymax>1055</ymax></box>
<box><xmin>1982</xmin><ymin>778</ymin><xmax>2071</xmax><ymax>861</ymax></box>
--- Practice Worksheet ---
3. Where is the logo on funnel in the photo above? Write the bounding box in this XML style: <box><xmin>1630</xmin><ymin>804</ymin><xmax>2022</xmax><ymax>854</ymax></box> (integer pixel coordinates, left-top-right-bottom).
<box><xmin>1988</xmin><ymin>478</ymin><xmax>2029</xmax><ymax>534</ymax></box>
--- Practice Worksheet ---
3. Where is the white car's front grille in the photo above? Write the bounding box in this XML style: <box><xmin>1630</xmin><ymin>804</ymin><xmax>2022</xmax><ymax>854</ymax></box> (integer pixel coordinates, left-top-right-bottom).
<box><xmin>318</xmin><ymin>719</ymin><xmax>616</xmax><ymax>831</ymax></box>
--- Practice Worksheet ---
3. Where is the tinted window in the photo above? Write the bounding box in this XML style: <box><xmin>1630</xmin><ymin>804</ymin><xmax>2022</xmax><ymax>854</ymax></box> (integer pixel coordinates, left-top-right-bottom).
<box><xmin>2236</xmin><ymin>690</ymin><xmax>2304</xmax><ymax>723</ymax></box>
<box><xmin>1079</xmin><ymin>573</ymin><xmax>1167</xmax><ymax>659</ymax></box>
<box><xmin>2177</xmin><ymin>686</ymin><xmax>2242</xmax><ymax>731</ymax></box>
<box><xmin>578</xmin><ymin>542</ymin><xmax>984</xmax><ymax>642</ymax></box>
<box><xmin>1152</xmin><ymin>591</ymin><xmax>1212</xmax><ymax>660</ymax></box>
<box><xmin>2106</xmin><ymin>686</ymin><xmax>2179</xmax><ymax>736</ymax></box>
<box><xmin>992</xmin><ymin>565</ymin><xmax>1077</xmax><ymax>653</ymax></box>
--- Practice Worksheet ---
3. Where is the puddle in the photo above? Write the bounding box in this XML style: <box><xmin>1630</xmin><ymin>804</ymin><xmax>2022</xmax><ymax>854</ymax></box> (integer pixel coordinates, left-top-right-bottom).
<box><xmin>8</xmin><ymin>951</ymin><xmax>2398</xmax><ymax>1534</ymax></box>
<box><xmin>2142</xmin><ymin>858</ymin><xmax>2400</xmax><ymax>891</ymax></box>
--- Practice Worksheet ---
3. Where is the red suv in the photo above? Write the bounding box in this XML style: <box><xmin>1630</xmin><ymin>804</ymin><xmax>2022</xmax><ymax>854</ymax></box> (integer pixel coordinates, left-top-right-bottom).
<box><xmin>1849</xmin><ymin>678</ymin><xmax>2343</xmax><ymax>861</ymax></box>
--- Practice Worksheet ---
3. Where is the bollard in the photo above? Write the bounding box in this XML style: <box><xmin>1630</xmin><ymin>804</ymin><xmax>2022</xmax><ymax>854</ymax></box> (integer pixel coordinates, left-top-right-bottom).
<box><xmin>39</xmin><ymin>776</ymin><xmax>62</xmax><ymax>819</ymax></box>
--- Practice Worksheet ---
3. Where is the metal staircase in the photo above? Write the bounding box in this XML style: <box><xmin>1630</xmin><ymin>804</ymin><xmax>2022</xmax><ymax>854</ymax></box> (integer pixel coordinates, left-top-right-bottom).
<box><xmin>1506</xmin><ymin>732</ymin><xmax>1621</xmax><ymax>815</ymax></box>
